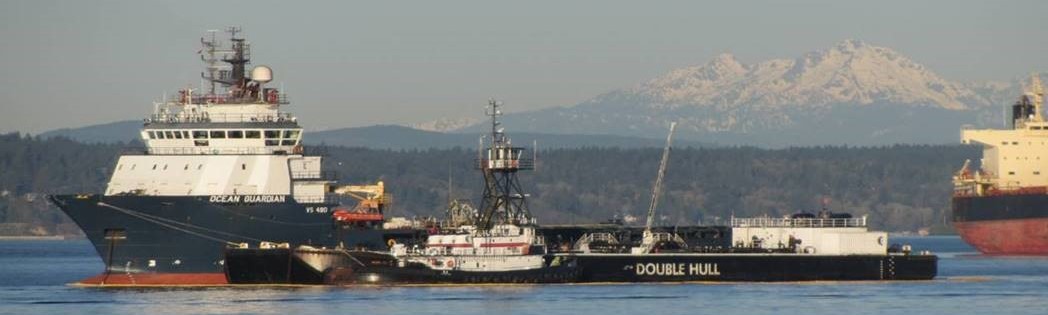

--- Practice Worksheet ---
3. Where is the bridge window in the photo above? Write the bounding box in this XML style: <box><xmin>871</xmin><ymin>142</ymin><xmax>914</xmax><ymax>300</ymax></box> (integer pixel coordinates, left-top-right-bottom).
<box><xmin>264</xmin><ymin>130</ymin><xmax>280</xmax><ymax>139</ymax></box>
<box><xmin>265</xmin><ymin>140</ymin><xmax>280</xmax><ymax>146</ymax></box>
<box><xmin>193</xmin><ymin>130</ymin><xmax>208</xmax><ymax>139</ymax></box>
<box><xmin>194</xmin><ymin>140</ymin><xmax>209</xmax><ymax>147</ymax></box>
<box><xmin>147</xmin><ymin>131</ymin><xmax>156</xmax><ymax>139</ymax></box>
<box><xmin>1013</xmin><ymin>141</ymin><xmax>1019</xmax><ymax>145</ymax></box>
<box><xmin>182</xmin><ymin>131</ymin><xmax>190</xmax><ymax>138</ymax></box>
<box><xmin>228</xmin><ymin>130</ymin><xmax>244</xmax><ymax>139</ymax></box>
<box><xmin>283</xmin><ymin>130</ymin><xmax>301</xmax><ymax>139</ymax></box>
<box><xmin>164</xmin><ymin>131</ymin><xmax>175</xmax><ymax>139</ymax></box>
<box><xmin>245</xmin><ymin>130</ymin><xmax>261</xmax><ymax>139</ymax></box>
<box><xmin>210</xmin><ymin>130</ymin><xmax>226</xmax><ymax>139</ymax></box>
<box><xmin>1034</xmin><ymin>126</ymin><xmax>1043</xmax><ymax>130</ymax></box>
<box><xmin>173</xmin><ymin>131</ymin><xmax>183</xmax><ymax>139</ymax></box>
<box><xmin>281</xmin><ymin>140</ymin><xmax>296</xmax><ymax>146</ymax></box>
<box><xmin>1009</xmin><ymin>171</ymin><xmax>1016</xmax><ymax>175</ymax></box>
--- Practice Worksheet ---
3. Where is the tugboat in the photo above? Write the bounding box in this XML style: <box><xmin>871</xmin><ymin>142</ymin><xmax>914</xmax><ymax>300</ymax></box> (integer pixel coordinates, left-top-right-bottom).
<box><xmin>953</xmin><ymin>75</ymin><xmax>1048</xmax><ymax>255</ymax></box>
<box><xmin>225</xmin><ymin>100</ymin><xmax>578</xmax><ymax>285</ymax></box>
<box><xmin>47</xmin><ymin>28</ymin><xmax>397</xmax><ymax>286</ymax></box>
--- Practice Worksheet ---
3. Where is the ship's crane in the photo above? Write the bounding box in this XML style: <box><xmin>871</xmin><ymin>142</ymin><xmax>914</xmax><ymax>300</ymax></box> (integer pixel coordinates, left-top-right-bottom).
<box><xmin>330</xmin><ymin>181</ymin><xmax>389</xmax><ymax>225</ymax></box>
<box><xmin>633</xmin><ymin>122</ymin><xmax>685</xmax><ymax>254</ymax></box>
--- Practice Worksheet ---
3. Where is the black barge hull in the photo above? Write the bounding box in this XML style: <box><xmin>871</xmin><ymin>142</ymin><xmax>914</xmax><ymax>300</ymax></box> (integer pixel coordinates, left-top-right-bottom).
<box><xmin>571</xmin><ymin>253</ymin><xmax>937</xmax><ymax>282</ymax></box>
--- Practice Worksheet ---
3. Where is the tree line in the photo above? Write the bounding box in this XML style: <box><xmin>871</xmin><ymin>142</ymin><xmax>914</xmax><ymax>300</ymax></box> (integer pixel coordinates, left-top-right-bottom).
<box><xmin>0</xmin><ymin>132</ymin><xmax>977</xmax><ymax>235</ymax></box>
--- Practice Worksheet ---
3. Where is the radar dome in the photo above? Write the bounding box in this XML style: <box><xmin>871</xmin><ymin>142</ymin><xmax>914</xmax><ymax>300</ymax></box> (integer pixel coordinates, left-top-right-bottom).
<box><xmin>251</xmin><ymin>66</ymin><xmax>273</xmax><ymax>83</ymax></box>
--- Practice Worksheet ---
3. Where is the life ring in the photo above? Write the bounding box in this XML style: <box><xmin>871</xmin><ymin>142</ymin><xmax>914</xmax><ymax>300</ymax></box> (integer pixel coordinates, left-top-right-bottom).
<box><xmin>387</xmin><ymin>239</ymin><xmax>396</xmax><ymax>248</ymax></box>
<box><xmin>446</xmin><ymin>260</ymin><xmax>455</xmax><ymax>268</ymax></box>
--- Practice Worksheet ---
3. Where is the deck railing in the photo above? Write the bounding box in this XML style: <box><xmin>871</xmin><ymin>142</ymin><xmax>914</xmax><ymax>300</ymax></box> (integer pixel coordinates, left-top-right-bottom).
<box><xmin>147</xmin><ymin>112</ymin><xmax>297</xmax><ymax>124</ymax></box>
<box><xmin>731</xmin><ymin>216</ymin><xmax>867</xmax><ymax>228</ymax></box>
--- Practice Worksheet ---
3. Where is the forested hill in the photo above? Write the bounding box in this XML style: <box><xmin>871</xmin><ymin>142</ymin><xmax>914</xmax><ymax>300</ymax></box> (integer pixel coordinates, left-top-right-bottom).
<box><xmin>0</xmin><ymin>133</ymin><xmax>978</xmax><ymax>236</ymax></box>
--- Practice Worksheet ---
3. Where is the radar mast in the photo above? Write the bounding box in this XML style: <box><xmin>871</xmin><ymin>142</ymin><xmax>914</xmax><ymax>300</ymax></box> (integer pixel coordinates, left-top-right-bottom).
<box><xmin>475</xmin><ymin>99</ymin><xmax>534</xmax><ymax>230</ymax></box>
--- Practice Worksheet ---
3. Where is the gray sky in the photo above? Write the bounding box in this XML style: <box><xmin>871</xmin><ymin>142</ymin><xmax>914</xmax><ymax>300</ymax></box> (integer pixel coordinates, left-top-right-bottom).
<box><xmin>2</xmin><ymin>0</ymin><xmax>1046</xmax><ymax>134</ymax></box>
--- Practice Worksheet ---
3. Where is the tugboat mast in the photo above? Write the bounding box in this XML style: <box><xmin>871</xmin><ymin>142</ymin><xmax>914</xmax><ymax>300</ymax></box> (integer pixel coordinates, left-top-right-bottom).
<box><xmin>475</xmin><ymin>99</ymin><xmax>534</xmax><ymax>230</ymax></box>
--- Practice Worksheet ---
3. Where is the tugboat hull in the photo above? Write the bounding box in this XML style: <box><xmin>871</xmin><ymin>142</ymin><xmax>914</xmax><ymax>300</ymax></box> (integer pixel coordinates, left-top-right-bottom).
<box><xmin>224</xmin><ymin>247</ymin><xmax>579</xmax><ymax>285</ymax></box>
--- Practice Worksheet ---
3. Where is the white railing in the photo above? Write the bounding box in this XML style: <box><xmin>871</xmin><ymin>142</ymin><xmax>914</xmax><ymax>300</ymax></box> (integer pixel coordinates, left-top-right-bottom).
<box><xmin>731</xmin><ymin>216</ymin><xmax>867</xmax><ymax>228</ymax></box>
<box><xmin>146</xmin><ymin>146</ymin><xmax>291</xmax><ymax>155</ymax></box>
<box><xmin>148</xmin><ymin>112</ymin><xmax>296</xmax><ymax>124</ymax></box>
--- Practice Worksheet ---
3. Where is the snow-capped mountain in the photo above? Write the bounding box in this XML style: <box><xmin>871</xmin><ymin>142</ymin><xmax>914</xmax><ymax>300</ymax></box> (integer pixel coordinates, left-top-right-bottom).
<box><xmin>412</xmin><ymin>117</ymin><xmax>481</xmax><ymax>133</ymax></box>
<box><xmin>639</xmin><ymin>40</ymin><xmax>987</xmax><ymax>111</ymax></box>
<box><xmin>453</xmin><ymin>40</ymin><xmax>1037</xmax><ymax>146</ymax></box>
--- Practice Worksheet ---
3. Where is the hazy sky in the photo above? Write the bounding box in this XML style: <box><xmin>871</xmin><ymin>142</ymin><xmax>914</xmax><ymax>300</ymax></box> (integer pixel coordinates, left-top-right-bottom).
<box><xmin>2</xmin><ymin>0</ymin><xmax>1046</xmax><ymax>134</ymax></box>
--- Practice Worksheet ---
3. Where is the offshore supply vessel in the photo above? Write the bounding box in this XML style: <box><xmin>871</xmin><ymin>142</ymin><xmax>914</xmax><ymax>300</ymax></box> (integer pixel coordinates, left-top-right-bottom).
<box><xmin>48</xmin><ymin>28</ymin><xmax>398</xmax><ymax>285</ymax></box>
<box><xmin>953</xmin><ymin>76</ymin><xmax>1048</xmax><ymax>255</ymax></box>
<box><xmin>225</xmin><ymin>104</ymin><xmax>937</xmax><ymax>285</ymax></box>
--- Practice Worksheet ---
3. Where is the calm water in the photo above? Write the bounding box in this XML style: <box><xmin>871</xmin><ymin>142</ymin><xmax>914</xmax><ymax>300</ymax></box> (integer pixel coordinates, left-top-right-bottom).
<box><xmin>1</xmin><ymin>237</ymin><xmax>1046</xmax><ymax>315</ymax></box>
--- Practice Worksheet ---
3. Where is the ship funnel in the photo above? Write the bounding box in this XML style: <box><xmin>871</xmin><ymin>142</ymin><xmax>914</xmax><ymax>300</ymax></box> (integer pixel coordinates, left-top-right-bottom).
<box><xmin>251</xmin><ymin>66</ymin><xmax>273</xmax><ymax>83</ymax></box>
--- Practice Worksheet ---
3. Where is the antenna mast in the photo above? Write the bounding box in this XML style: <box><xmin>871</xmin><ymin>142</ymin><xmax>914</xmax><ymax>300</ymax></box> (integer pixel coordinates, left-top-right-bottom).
<box><xmin>475</xmin><ymin>99</ymin><xmax>534</xmax><ymax>230</ymax></box>
<box><xmin>1032</xmin><ymin>74</ymin><xmax>1044</xmax><ymax>122</ymax></box>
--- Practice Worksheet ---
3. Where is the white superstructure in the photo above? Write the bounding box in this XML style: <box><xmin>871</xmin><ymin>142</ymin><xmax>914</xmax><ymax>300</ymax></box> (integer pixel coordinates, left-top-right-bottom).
<box><xmin>730</xmin><ymin>216</ymin><xmax>886</xmax><ymax>255</ymax></box>
<box><xmin>955</xmin><ymin>76</ymin><xmax>1048</xmax><ymax>196</ymax></box>
<box><xmin>391</xmin><ymin>223</ymin><xmax>547</xmax><ymax>272</ymax></box>
<box><xmin>101</xmin><ymin>28</ymin><xmax>346</xmax><ymax>205</ymax></box>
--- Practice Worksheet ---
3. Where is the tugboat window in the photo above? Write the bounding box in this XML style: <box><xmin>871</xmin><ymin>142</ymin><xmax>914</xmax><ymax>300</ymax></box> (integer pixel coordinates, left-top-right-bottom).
<box><xmin>245</xmin><ymin>130</ymin><xmax>261</xmax><ymax>139</ymax></box>
<box><xmin>210</xmin><ymin>130</ymin><xmax>226</xmax><ymax>139</ymax></box>
<box><xmin>228</xmin><ymin>130</ymin><xmax>244</xmax><ymax>139</ymax></box>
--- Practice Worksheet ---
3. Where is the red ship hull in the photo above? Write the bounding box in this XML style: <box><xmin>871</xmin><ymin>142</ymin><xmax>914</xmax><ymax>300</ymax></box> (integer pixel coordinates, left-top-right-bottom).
<box><xmin>953</xmin><ymin>218</ymin><xmax>1048</xmax><ymax>255</ymax></box>
<box><xmin>952</xmin><ymin>194</ymin><xmax>1048</xmax><ymax>255</ymax></box>
<box><xmin>72</xmin><ymin>272</ymin><xmax>228</xmax><ymax>287</ymax></box>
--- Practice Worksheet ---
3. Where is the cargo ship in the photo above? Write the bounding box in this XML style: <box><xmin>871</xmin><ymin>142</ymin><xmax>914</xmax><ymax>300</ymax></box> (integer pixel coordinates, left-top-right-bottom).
<box><xmin>953</xmin><ymin>76</ymin><xmax>1048</xmax><ymax>255</ymax></box>
<box><xmin>225</xmin><ymin>110</ymin><xmax>937</xmax><ymax>284</ymax></box>
<box><xmin>48</xmin><ymin>28</ymin><xmax>403</xmax><ymax>286</ymax></box>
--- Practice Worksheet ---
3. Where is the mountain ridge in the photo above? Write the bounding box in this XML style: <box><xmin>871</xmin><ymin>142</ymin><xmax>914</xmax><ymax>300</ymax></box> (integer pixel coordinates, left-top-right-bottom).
<box><xmin>444</xmin><ymin>40</ymin><xmax>1041</xmax><ymax>146</ymax></box>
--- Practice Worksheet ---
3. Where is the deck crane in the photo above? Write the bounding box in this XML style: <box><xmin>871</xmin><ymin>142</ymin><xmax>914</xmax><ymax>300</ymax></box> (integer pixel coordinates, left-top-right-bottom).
<box><xmin>632</xmin><ymin>122</ymin><xmax>685</xmax><ymax>254</ymax></box>
<box><xmin>330</xmin><ymin>181</ymin><xmax>389</xmax><ymax>225</ymax></box>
